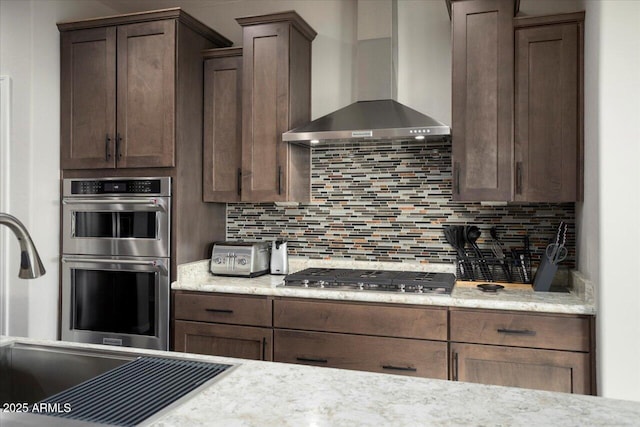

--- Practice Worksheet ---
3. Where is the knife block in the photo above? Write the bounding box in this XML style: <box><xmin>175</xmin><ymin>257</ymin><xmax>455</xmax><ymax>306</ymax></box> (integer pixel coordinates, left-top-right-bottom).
<box><xmin>533</xmin><ymin>256</ymin><xmax>558</xmax><ymax>292</ymax></box>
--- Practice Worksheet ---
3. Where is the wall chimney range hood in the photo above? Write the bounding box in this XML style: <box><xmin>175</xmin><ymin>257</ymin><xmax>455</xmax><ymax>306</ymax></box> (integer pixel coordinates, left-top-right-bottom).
<box><xmin>283</xmin><ymin>0</ymin><xmax>450</xmax><ymax>146</ymax></box>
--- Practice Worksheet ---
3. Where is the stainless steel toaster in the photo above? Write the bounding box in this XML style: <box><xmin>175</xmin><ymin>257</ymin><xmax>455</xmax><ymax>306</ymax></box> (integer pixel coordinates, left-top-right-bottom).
<box><xmin>210</xmin><ymin>242</ymin><xmax>270</xmax><ymax>277</ymax></box>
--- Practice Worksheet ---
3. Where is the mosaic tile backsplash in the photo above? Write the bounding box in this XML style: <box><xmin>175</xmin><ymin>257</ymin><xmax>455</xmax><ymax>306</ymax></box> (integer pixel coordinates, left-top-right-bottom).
<box><xmin>227</xmin><ymin>141</ymin><xmax>575</xmax><ymax>266</ymax></box>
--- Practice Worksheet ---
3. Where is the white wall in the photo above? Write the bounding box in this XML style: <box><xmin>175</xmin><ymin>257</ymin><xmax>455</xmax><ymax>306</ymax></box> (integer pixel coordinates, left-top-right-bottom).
<box><xmin>582</xmin><ymin>0</ymin><xmax>640</xmax><ymax>401</ymax></box>
<box><xmin>174</xmin><ymin>0</ymin><xmax>357</xmax><ymax>119</ymax></box>
<box><xmin>0</xmin><ymin>0</ymin><xmax>118</xmax><ymax>339</ymax></box>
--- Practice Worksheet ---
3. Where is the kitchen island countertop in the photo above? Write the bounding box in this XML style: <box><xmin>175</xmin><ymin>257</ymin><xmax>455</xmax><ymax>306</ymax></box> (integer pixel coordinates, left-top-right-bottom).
<box><xmin>1</xmin><ymin>336</ymin><xmax>637</xmax><ymax>426</ymax></box>
<box><xmin>172</xmin><ymin>258</ymin><xmax>595</xmax><ymax>315</ymax></box>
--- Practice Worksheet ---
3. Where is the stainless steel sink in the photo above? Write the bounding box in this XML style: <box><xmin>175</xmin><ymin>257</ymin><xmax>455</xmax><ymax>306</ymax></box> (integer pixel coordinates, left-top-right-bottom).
<box><xmin>0</xmin><ymin>341</ymin><xmax>234</xmax><ymax>426</ymax></box>
<box><xmin>0</xmin><ymin>342</ymin><xmax>136</xmax><ymax>404</ymax></box>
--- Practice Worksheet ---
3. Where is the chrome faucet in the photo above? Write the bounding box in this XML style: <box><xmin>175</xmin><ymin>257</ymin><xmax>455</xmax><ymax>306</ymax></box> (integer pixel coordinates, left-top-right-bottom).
<box><xmin>0</xmin><ymin>212</ymin><xmax>46</xmax><ymax>279</ymax></box>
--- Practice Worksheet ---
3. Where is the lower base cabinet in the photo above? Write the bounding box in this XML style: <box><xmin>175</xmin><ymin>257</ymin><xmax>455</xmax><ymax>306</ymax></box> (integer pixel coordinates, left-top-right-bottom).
<box><xmin>450</xmin><ymin>343</ymin><xmax>591</xmax><ymax>394</ymax></box>
<box><xmin>274</xmin><ymin>329</ymin><xmax>448</xmax><ymax>379</ymax></box>
<box><xmin>174</xmin><ymin>320</ymin><xmax>273</xmax><ymax>361</ymax></box>
<box><xmin>172</xmin><ymin>291</ymin><xmax>594</xmax><ymax>393</ymax></box>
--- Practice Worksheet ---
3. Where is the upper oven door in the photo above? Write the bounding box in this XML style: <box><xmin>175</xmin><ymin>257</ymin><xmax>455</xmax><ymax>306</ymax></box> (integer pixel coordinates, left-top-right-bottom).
<box><xmin>62</xmin><ymin>197</ymin><xmax>170</xmax><ymax>257</ymax></box>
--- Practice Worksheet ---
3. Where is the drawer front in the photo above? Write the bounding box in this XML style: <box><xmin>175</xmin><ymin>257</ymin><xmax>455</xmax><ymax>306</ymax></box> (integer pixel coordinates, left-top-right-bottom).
<box><xmin>450</xmin><ymin>343</ymin><xmax>591</xmax><ymax>395</ymax></box>
<box><xmin>174</xmin><ymin>292</ymin><xmax>271</xmax><ymax>327</ymax></box>
<box><xmin>274</xmin><ymin>299</ymin><xmax>447</xmax><ymax>340</ymax></box>
<box><xmin>175</xmin><ymin>320</ymin><xmax>272</xmax><ymax>361</ymax></box>
<box><xmin>274</xmin><ymin>329</ymin><xmax>447</xmax><ymax>379</ymax></box>
<box><xmin>450</xmin><ymin>309</ymin><xmax>590</xmax><ymax>352</ymax></box>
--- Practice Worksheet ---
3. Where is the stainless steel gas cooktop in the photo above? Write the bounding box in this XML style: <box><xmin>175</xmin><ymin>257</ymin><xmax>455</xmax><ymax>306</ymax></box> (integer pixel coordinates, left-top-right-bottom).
<box><xmin>283</xmin><ymin>268</ymin><xmax>456</xmax><ymax>294</ymax></box>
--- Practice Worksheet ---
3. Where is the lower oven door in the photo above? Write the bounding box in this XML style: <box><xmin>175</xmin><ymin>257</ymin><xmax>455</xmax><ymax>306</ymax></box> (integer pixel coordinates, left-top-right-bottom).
<box><xmin>61</xmin><ymin>256</ymin><xmax>169</xmax><ymax>350</ymax></box>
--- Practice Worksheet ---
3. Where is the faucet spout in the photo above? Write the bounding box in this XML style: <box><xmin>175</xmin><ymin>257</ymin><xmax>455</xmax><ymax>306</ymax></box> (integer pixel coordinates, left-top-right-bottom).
<box><xmin>0</xmin><ymin>212</ymin><xmax>46</xmax><ymax>279</ymax></box>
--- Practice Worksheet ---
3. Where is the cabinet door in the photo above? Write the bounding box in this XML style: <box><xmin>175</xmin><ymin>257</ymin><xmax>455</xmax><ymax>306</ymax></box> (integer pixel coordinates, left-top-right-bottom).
<box><xmin>60</xmin><ymin>27</ymin><xmax>116</xmax><ymax>169</ymax></box>
<box><xmin>451</xmin><ymin>0</ymin><xmax>514</xmax><ymax>201</ymax></box>
<box><xmin>175</xmin><ymin>320</ymin><xmax>273</xmax><ymax>361</ymax></box>
<box><xmin>451</xmin><ymin>343</ymin><xmax>591</xmax><ymax>394</ymax></box>
<box><xmin>116</xmin><ymin>20</ymin><xmax>176</xmax><ymax>168</ymax></box>
<box><xmin>274</xmin><ymin>329</ymin><xmax>448</xmax><ymax>379</ymax></box>
<box><xmin>241</xmin><ymin>22</ymin><xmax>289</xmax><ymax>201</ymax></box>
<box><xmin>203</xmin><ymin>51</ymin><xmax>243</xmax><ymax>202</ymax></box>
<box><xmin>514</xmin><ymin>22</ymin><xmax>581</xmax><ymax>202</ymax></box>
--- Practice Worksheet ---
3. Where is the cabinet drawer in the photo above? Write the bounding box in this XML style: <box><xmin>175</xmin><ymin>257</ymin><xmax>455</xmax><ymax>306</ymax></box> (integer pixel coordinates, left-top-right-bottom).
<box><xmin>274</xmin><ymin>299</ymin><xmax>447</xmax><ymax>340</ymax></box>
<box><xmin>451</xmin><ymin>342</ymin><xmax>591</xmax><ymax>394</ymax></box>
<box><xmin>274</xmin><ymin>329</ymin><xmax>447</xmax><ymax>379</ymax></box>
<box><xmin>450</xmin><ymin>309</ymin><xmax>590</xmax><ymax>352</ymax></box>
<box><xmin>175</xmin><ymin>320</ymin><xmax>272</xmax><ymax>361</ymax></box>
<box><xmin>174</xmin><ymin>292</ymin><xmax>271</xmax><ymax>327</ymax></box>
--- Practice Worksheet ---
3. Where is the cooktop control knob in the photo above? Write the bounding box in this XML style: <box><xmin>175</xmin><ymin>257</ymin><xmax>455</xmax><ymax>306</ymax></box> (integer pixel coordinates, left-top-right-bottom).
<box><xmin>238</xmin><ymin>258</ymin><xmax>247</xmax><ymax>266</ymax></box>
<box><xmin>213</xmin><ymin>257</ymin><xmax>223</xmax><ymax>264</ymax></box>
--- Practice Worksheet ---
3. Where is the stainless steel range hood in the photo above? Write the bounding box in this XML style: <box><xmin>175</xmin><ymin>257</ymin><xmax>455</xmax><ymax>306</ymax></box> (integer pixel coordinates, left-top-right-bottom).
<box><xmin>283</xmin><ymin>0</ymin><xmax>450</xmax><ymax>146</ymax></box>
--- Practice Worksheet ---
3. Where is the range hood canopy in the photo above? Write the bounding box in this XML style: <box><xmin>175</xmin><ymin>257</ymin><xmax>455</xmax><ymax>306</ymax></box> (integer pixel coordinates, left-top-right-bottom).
<box><xmin>282</xmin><ymin>100</ymin><xmax>450</xmax><ymax>145</ymax></box>
<box><xmin>283</xmin><ymin>0</ymin><xmax>450</xmax><ymax>146</ymax></box>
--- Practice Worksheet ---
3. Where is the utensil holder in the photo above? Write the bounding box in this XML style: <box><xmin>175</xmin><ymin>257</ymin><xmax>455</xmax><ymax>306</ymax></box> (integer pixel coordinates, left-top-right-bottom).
<box><xmin>456</xmin><ymin>248</ymin><xmax>532</xmax><ymax>284</ymax></box>
<box><xmin>532</xmin><ymin>256</ymin><xmax>558</xmax><ymax>292</ymax></box>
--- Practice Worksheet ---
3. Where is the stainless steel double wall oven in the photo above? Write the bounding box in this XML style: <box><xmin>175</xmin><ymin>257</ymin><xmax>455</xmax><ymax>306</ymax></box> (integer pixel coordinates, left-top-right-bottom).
<box><xmin>61</xmin><ymin>177</ymin><xmax>171</xmax><ymax>350</ymax></box>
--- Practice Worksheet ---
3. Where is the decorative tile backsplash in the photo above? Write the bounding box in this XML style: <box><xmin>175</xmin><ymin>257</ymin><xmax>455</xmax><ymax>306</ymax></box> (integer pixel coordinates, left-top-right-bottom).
<box><xmin>227</xmin><ymin>141</ymin><xmax>575</xmax><ymax>265</ymax></box>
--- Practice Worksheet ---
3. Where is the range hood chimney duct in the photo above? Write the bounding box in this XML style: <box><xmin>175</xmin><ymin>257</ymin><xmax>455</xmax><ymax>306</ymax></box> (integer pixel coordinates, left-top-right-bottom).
<box><xmin>283</xmin><ymin>0</ymin><xmax>450</xmax><ymax>146</ymax></box>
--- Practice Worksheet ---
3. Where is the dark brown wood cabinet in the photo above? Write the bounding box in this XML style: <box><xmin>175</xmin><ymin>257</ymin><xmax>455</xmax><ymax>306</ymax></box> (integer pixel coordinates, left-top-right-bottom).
<box><xmin>449</xmin><ymin>308</ymin><xmax>594</xmax><ymax>394</ymax></box>
<box><xmin>273</xmin><ymin>298</ymin><xmax>448</xmax><ymax>379</ymax></box>
<box><xmin>275</xmin><ymin>329</ymin><xmax>448</xmax><ymax>379</ymax></box>
<box><xmin>451</xmin><ymin>0</ymin><xmax>515</xmax><ymax>201</ymax></box>
<box><xmin>236</xmin><ymin>12</ymin><xmax>316</xmax><ymax>203</ymax></box>
<box><xmin>59</xmin><ymin>9</ymin><xmax>231</xmax><ymax>170</ymax></box>
<box><xmin>514</xmin><ymin>13</ymin><xmax>584</xmax><ymax>202</ymax></box>
<box><xmin>173</xmin><ymin>292</ymin><xmax>273</xmax><ymax>361</ymax></box>
<box><xmin>58</xmin><ymin>9</ymin><xmax>232</xmax><ymax>280</ymax></box>
<box><xmin>171</xmin><ymin>290</ymin><xmax>594</xmax><ymax>393</ymax></box>
<box><xmin>202</xmin><ymin>48</ymin><xmax>243</xmax><ymax>202</ymax></box>
<box><xmin>451</xmin><ymin>2</ymin><xmax>584</xmax><ymax>202</ymax></box>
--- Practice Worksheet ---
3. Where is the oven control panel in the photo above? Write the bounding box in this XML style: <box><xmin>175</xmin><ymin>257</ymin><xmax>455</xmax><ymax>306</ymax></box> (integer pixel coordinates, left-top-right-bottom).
<box><xmin>64</xmin><ymin>177</ymin><xmax>171</xmax><ymax>197</ymax></box>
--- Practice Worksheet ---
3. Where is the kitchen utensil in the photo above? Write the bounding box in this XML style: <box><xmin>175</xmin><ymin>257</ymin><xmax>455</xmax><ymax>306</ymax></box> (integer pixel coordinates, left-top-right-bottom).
<box><xmin>466</xmin><ymin>226</ymin><xmax>493</xmax><ymax>281</ymax></box>
<box><xmin>511</xmin><ymin>248</ymin><xmax>524</xmax><ymax>282</ymax></box>
<box><xmin>545</xmin><ymin>243</ymin><xmax>568</xmax><ymax>264</ymax></box>
<box><xmin>444</xmin><ymin>226</ymin><xmax>473</xmax><ymax>280</ymax></box>
<box><xmin>489</xmin><ymin>227</ymin><xmax>512</xmax><ymax>282</ymax></box>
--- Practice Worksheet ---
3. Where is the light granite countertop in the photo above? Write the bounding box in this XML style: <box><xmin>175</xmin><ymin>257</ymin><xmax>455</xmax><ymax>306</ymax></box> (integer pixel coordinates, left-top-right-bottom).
<box><xmin>172</xmin><ymin>257</ymin><xmax>596</xmax><ymax>315</ymax></box>
<box><xmin>1</xmin><ymin>336</ymin><xmax>637</xmax><ymax>426</ymax></box>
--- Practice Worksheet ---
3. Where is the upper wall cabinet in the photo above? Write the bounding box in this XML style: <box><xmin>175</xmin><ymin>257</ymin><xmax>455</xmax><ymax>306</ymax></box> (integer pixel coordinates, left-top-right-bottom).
<box><xmin>202</xmin><ymin>47</ymin><xmax>243</xmax><ymax>202</ymax></box>
<box><xmin>451</xmin><ymin>1</ymin><xmax>584</xmax><ymax>202</ymax></box>
<box><xmin>236</xmin><ymin>11</ymin><xmax>317</xmax><ymax>203</ymax></box>
<box><xmin>451</xmin><ymin>0</ymin><xmax>515</xmax><ymax>201</ymax></box>
<box><xmin>58</xmin><ymin>8</ymin><xmax>231</xmax><ymax>170</ymax></box>
<box><xmin>513</xmin><ymin>13</ymin><xmax>584</xmax><ymax>202</ymax></box>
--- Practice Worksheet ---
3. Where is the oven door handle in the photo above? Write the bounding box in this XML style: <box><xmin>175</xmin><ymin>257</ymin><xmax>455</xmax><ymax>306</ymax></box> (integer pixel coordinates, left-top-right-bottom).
<box><xmin>62</xmin><ymin>199</ymin><xmax>167</xmax><ymax>212</ymax></box>
<box><xmin>62</xmin><ymin>257</ymin><xmax>168</xmax><ymax>274</ymax></box>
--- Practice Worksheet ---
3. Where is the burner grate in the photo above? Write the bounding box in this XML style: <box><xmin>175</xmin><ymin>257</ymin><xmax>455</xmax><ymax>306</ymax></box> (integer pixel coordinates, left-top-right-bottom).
<box><xmin>283</xmin><ymin>268</ymin><xmax>456</xmax><ymax>294</ymax></box>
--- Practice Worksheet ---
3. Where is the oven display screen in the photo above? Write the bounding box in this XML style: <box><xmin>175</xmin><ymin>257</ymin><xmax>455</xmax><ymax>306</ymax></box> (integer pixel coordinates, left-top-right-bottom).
<box><xmin>104</xmin><ymin>182</ymin><xmax>127</xmax><ymax>193</ymax></box>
